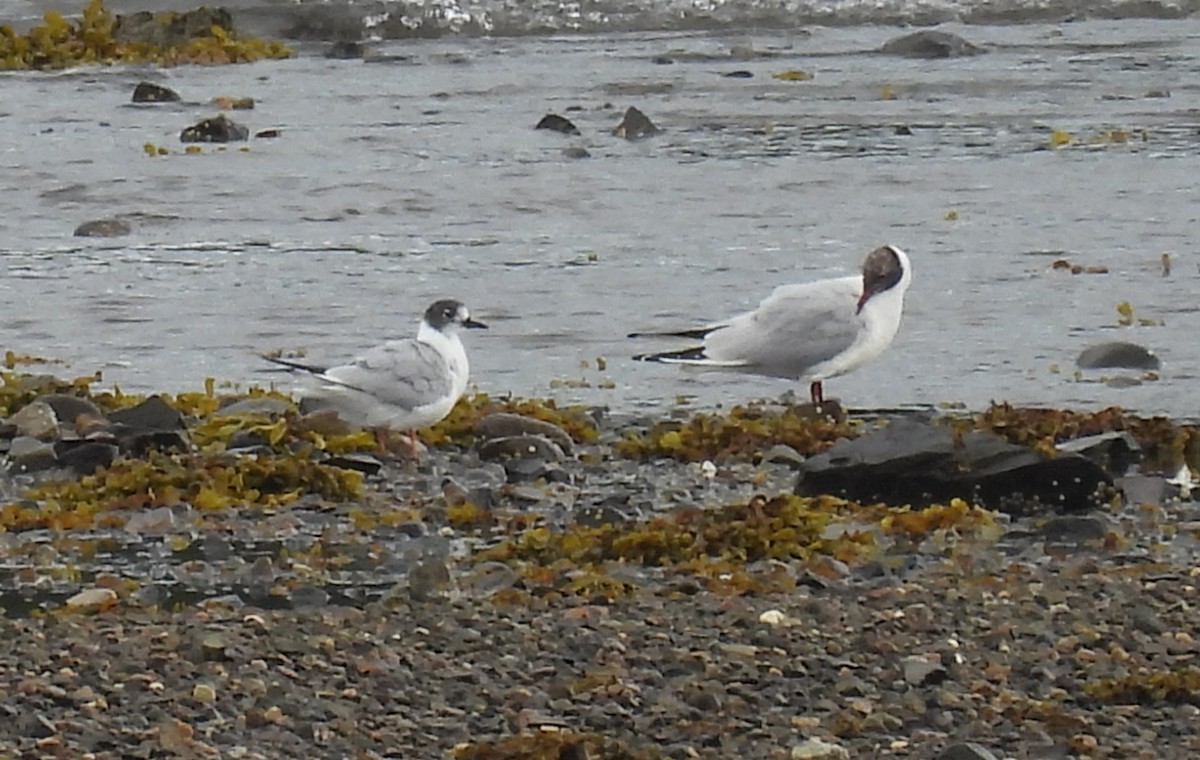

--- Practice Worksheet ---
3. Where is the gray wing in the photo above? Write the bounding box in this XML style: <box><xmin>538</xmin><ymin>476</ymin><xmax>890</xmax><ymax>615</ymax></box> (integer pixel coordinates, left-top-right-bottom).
<box><xmin>319</xmin><ymin>339</ymin><xmax>453</xmax><ymax>412</ymax></box>
<box><xmin>701</xmin><ymin>275</ymin><xmax>863</xmax><ymax>378</ymax></box>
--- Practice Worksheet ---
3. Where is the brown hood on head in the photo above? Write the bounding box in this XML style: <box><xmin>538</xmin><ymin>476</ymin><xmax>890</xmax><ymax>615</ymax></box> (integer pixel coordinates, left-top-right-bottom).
<box><xmin>856</xmin><ymin>245</ymin><xmax>905</xmax><ymax>313</ymax></box>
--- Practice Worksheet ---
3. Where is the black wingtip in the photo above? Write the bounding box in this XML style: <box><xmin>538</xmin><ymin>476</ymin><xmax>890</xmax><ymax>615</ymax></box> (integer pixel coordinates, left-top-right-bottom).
<box><xmin>629</xmin><ymin>327</ymin><xmax>712</xmax><ymax>340</ymax></box>
<box><xmin>261</xmin><ymin>354</ymin><xmax>327</xmax><ymax>375</ymax></box>
<box><xmin>633</xmin><ymin>346</ymin><xmax>708</xmax><ymax>363</ymax></box>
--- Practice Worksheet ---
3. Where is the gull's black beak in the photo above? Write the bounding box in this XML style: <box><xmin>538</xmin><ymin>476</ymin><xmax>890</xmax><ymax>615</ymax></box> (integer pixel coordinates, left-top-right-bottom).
<box><xmin>464</xmin><ymin>317</ymin><xmax>488</xmax><ymax>330</ymax></box>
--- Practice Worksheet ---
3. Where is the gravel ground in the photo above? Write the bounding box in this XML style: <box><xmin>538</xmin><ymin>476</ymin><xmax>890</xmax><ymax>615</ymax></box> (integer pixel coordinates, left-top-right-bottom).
<box><xmin>1</xmin><ymin>400</ymin><xmax>1199</xmax><ymax>760</ymax></box>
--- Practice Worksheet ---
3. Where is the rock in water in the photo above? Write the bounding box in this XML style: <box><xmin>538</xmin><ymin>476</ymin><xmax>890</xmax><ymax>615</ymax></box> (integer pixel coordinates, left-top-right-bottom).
<box><xmin>613</xmin><ymin>106</ymin><xmax>659</xmax><ymax>140</ymax></box>
<box><xmin>1076</xmin><ymin>341</ymin><xmax>1161</xmax><ymax>370</ymax></box>
<box><xmin>795</xmin><ymin>418</ymin><xmax>1112</xmax><ymax>515</ymax></box>
<box><xmin>132</xmin><ymin>81</ymin><xmax>181</xmax><ymax>103</ymax></box>
<box><xmin>880</xmin><ymin>30</ymin><xmax>983</xmax><ymax>58</ymax></box>
<box><xmin>74</xmin><ymin>218</ymin><xmax>132</xmax><ymax>237</ymax></box>
<box><xmin>181</xmin><ymin>114</ymin><xmax>249</xmax><ymax>143</ymax></box>
<box><xmin>325</xmin><ymin>40</ymin><xmax>365</xmax><ymax>59</ymax></box>
<box><xmin>535</xmin><ymin>113</ymin><xmax>580</xmax><ymax>135</ymax></box>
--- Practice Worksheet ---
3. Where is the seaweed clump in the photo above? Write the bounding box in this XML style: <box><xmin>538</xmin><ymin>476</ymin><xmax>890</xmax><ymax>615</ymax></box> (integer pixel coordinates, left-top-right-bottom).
<box><xmin>475</xmin><ymin>494</ymin><xmax>995</xmax><ymax>600</ymax></box>
<box><xmin>1084</xmin><ymin>667</ymin><xmax>1200</xmax><ymax>705</ymax></box>
<box><xmin>453</xmin><ymin>731</ymin><xmax>663</xmax><ymax>760</ymax></box>
<box><xmin>3</xmin><ymin>447</ymin><xmax>363</xmax><ymax>532</ymax></box>
<box><xmin>613</xmin><ymin>402</ymin><xmax>858</xmax><ymax>462</ymax></box>
<box><xmin>971</xmin><ymin>403</ymin><xmax>1200</xmax><ymax>474</ymax></box>
<box><xmin>0</xmin><ymin>0</ymin><xmax>292</xmax><ymax>70</ymax></box>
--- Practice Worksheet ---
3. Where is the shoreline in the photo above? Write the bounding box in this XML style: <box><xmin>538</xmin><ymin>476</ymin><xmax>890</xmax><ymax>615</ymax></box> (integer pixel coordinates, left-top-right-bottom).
<box><xmin>2</xmin><ymin>369</ymin><xmax>1198</xmax><ymax>758</ymax></box>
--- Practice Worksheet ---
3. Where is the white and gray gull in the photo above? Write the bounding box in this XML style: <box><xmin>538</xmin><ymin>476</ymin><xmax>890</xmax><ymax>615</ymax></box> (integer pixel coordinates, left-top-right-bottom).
<box><xmin>631</xmin><ymin>245</ymin><xmax>912</xmax><ymax>405</ymax></box>
<box><xmin>265</xmin><ymin>299</ymin><xmax>486</xmax><ymax>447</ymax></box>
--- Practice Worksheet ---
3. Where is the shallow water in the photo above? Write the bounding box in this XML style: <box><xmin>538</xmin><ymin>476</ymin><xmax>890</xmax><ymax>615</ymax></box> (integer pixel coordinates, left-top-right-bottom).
<box><xmin>1</xmin><ymin>17</ymin><xmax>1199</xmax><ymax>416</ymax></box>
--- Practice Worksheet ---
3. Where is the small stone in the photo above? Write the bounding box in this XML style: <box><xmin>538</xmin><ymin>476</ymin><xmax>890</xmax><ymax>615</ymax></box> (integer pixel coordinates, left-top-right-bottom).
<box><xmin>760</xmin><ymin>444</ymin><xmax>806</xmax><ymax>467</ymax></box>
<box><xmin>475</xmin><ymin>413</ymin><xmax>574</xmax><ymax>453</ymax></box>
<box><xmin>938</xmin><ymin>743</ymin><xmax>1000</xmax><ymax>760</ymax></box>
<box><xmin>211</xmin><ymin>95</ymin><xmax>254</xmax><ymax>110</ymax></box>
<box><xmin>792</xmin><ymin>738</ymin><xmax>850</xmax><ymax>759</ymax></box>
<box><xmin>200</xmin><ymin>634</ymin><xmax>230</xmax><ymax>661</ymax></box>
<box><xmin>408</xmin><ymin>557</ymin><xmax>455</xmax><ymax>602</ymax></box>
<box><xmin>65</xmin><ymin>588</ymin><xmax>118</xmax><ymax>611</ymax></box>
<box><xmin>192</xmin><ymin>683</ymin><xmax>217</xmax><ymax>703</ymax></box>
<box><xmin>74</xmin><ymin>218</ymin><xmax>132</xmax><ymax>237</ymax></box>
<box><xmin>290</xmin><ymin>585</ymin><xmax>330</xmax><ymax>608</ymax></box>
<box><xmin>902</xmin><ymin>655</ymin><xmax>948</xmax><ymax>686</ymax></box>
<box><xmin>1041</xmin><ymin>515</ymin><xmax>1110</xmax><ymax>543</ymax></box>
<box><xmin>479</xmin><ymin>435</ymin><xmax>565</xmax><ymax>463</ymax></box>
<box><xmin>323</xmin><ymin>452</ymin><xmax>384</xmax><ymax>475</ymax></box>
<box><xmin>504</xmin><ymin>457</ymin><xmax>551</xmax><ymax>483</ymax></box>
<box><xmin>124</xmin><ymin>506</ymin><xmax>178</xmax><ymax>535</ymax></box>
<box><xmin>6</xmin><ymin>436</ymin><xmax>59</xmax><ymax>473</ymax></box>
<box><xmin>9</xmin><ymin>400</ymin><xmax>60</xmax><ymax>440</ymax></box>
<box><xmin>563</xmin><ymin>146</ymin><xmax>591</xmax><ymax>159</ymax></box>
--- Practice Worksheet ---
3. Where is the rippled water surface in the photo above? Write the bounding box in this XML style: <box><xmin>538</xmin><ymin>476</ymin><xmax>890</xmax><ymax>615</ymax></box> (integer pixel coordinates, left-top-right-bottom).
<box><xmin>2</xmin><ymin>16</ymin><xmax>1199</xmax><ymax>416</ymax></box>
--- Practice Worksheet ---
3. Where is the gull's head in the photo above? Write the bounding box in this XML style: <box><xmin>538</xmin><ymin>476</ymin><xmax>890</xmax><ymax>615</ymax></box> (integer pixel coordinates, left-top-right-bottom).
<box><xmin>856</xmin><ymin>245</ymin><xmax>911</xmax><ymax>313</ymax></box>
<box><xmin>423</xmin><ymin>299</ymin><xmax>488</xmax><ymax>334</ymax></box>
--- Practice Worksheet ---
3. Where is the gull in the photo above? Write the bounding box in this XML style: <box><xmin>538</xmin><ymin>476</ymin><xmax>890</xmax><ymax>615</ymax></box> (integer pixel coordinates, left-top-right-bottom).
<box><xmin>631</xmin><ymin>245</ymin><xmax>912</xmax><ymax>404</ymax></box>
<box><xmin>265</xmin><ymin>299</ymin><xmax>486</xmax><ymax>452</ymax></box>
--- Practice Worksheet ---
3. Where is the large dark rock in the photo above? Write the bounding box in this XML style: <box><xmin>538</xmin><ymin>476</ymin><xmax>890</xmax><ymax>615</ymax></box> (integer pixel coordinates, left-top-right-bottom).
<box><xmin>108</xmin><ymin>396</ymin><xmax>190</xmax><ymax>456</ymax></box>
<box><xmin>181</xmin><ymin>114</ymin><xmax>249</xmax><ymax>143</ymax></box>
<box><xmin>880</xmin><ymin>30</ymin><xmax>983</xmax><ymax>58</ymax></box>
<box><xmin>108</xmin><ymin>396</ymin><xmax>184</xmax><ymax>431</ymax></box>
<box><xmin>1076</xmin><ymin>341</ymin><xmax>1161</xmax><ymax>370</ymax></box>
<box><xmin>795</xmin><ymin>419</ymin><xmax>1113</xmax><ymax>515</ymax></box>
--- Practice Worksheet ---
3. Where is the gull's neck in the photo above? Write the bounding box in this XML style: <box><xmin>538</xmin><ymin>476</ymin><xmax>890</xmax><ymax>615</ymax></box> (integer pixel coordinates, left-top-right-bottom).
<box><xmin>418</xmin><ymin>320</ymin><xmax>470</xmax><ymax>394</ymax></box>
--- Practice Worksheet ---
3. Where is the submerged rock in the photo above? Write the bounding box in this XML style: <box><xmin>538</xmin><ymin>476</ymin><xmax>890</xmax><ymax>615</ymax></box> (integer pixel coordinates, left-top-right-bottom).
<box><xmin>880</xmin><ymin>30</ymin><xmax>983</xmax><ymax>58</ymax></box>
<box><xmin>325</xmin><ymin>40</ymin><xmax>365</xmax><ymax>59</ymax></box>
<box><xmin>796</xmin><ymin>418</ymin><xmax>1113</xmax><ymax>515</ymax></box>
<box><xmin>74</xmin><ymin>218</ymin><xmax>131</xmax><ymax>237</ymax></box>
<box><xmin>1076</xmin><ymin>341</ymin><xmax>1161</xmax><ymax>370</ymax></box>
